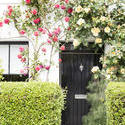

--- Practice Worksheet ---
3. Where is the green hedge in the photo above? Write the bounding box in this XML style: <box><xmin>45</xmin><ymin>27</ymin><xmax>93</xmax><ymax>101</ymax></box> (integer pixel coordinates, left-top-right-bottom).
<box><xmin>105</xmin><ymin>82</ymin><xmax>125</xmax><ymax>125</ymax></box>
<box><xmin>0</xmin><ymin>82</ymin><xmax>65</xmax><ymax>125</ymax></box>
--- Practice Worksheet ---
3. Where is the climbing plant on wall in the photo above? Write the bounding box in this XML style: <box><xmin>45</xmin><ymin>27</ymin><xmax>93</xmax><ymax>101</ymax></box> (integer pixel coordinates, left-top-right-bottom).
<box><xmin>54</xmin><ymin>0</ymin><xmax>125</xmax><ymax>124</ymax></box>
<box><xmin>2</xmin><ymin>0</ymin><xmax>67</xmax><ymax>81</ymax></box>
<box><xmin>56</xmin><ymin>0</ymin><xmax>125</xmax><ymax>80</ymax></box>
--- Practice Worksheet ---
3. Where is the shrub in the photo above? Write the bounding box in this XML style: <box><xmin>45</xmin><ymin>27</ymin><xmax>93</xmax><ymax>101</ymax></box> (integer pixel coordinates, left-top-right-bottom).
<box><xmin>82</xmin><ymin>78</ymin><xmax>106</xmax><ymax>125</ymax></box>
<box><xmin>0</xmin><ymin>82</ymin><xmax>65</xmax><ymax>125</ymax></box>
<box><xmin>105</xmin><ymin>82</ymin><xmax>125</xmax><ymax>125</ymax></box>
<box><xmin>0</xmin><ymin>59</ymin><xmax>4</xmax><ymax>81</ymax></box>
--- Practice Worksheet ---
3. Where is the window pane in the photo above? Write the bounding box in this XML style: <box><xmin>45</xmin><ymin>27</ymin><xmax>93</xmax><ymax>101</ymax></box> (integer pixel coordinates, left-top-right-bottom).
<box><xmin>10</xmin><ymin>45</ymin><xmax>28</xmax><ymax>74</ymax></box>
<box><xmin>0</xmin><ymin>45</ymin><xmax>9</xmax><ymax>74</ymax></box>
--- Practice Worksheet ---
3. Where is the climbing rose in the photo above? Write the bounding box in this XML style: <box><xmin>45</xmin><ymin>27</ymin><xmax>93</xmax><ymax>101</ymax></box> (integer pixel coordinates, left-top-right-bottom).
<box><xmin>65</xmin><ymin>0</ymin><xmax>69</xmax><ymax>3</ymax></box>
<box><xmin>8</xmin><ymin>5</ymin><xmax>12</xmax><ymax>9</ymax></box>
<box><xmin>67</xmin><ymin>8</ymin><xmax>73</xmax><ymax>14</ymax></box>
<box><xmin>67</xmin><ymin>27</ymin><xmax>71</xmax><ymax>31</ymax></box>
<box><xmin>34</xmin><ymin>31</ymin><xmax>39</xmax><ymax>36</ymax></box>
<box><xmin>54</xmin><ymin>27</ymin><xmax>61</xmax><ymax>35</ymax></box>
<box><xmin>8</xmin><ymin>12</ymin><xmax>11</xmax><ymax>16</ymax></box>
<box><xmin>42</xmin><ymin>29</ymin><xmax>46</xmax><ymax>34</ymax></box>
<box><xmin>59</xmin><ymin>58</ymin><xmax>62</xmax><ymax>62</ymax></box>
<box><xmin>35</xmin><ymin>66</ymin><xmax>40</xmax><ymax>71</ymax></box>
<box><xmin>60</xmin><ymin>45</ymin><xmax>65</xmax><ymax>50</ymax></box>
<box><xmin>65</xmin><ymin>17</ymin><xmax>70</xmax><ymax>22</ymax></box>
<box><xmin>4</xmin><ymin>18</ymin><xmax>10</xmax><ymax>24</ymax></box>
<box><xmin>48</xmin><ymin>33</ymin><xmax>53</xmax><ymax>37</ymax></box>
<box><xmin>21</xmin><ymin>58</ymin><xmax>26</xmax><ymax>62</ymax></box>
<box><xmin>53</xmin><ymin>36</ymin><xmax>58</xmax><ymax>42</ymax></box>
<box><xmin>8</xmin><ymin>6</ymin><xmax>13</xmax><ymax>13</ymax></box>
<box><xmin>61</xmin><ymin>5</ymin><xmax>66</xmax><ymax>10</ymax></box>
<box><xmin>31</xmin><ymin>9</ymin><xmax>37</xmax><ymax>15</ymax></box>
<box><xmin>45</xmin><ymin>66</ymin><xmax>50</xmax><ymax>70</ymax></box>
<box><xmin>25</xmin><ymin>0</ymin><xmax>30</xmax><ymax>4</ymax></box>
<box><xmin>39</xmin><ymin>65</ymin><xmax>44</xmax><ymax>69</ymax></box>
<box><xmin>0</xmin><ymin>22</ymin><xmax>3</xmax><ymax>27</ymax></box>
<box><xmin>17</xmin><ymin>54</ymin><xmax>22</xmax><ymax>59</ymax></box>
<box><xmin>33</xmin><ymin>18</ymin><xmax>40</xmax><ymax>24</ymax></box>
<box><xmin>42</xmin><ymin>48</ymin><xmax>46</xmax><ymax>53</ymax></box>
<box><xmin>20</xmin><ymin>69</ymin><xmax>24</xmax><ymax>74</ymax></box>
<box><xmin>19</xmin><ymin>47</ymin><xmax>24</xmax><ymax>52</ymax></box>
<box><xmin>38</xmin><ymin>27</ymin><xmax>43</xmax><ymax>32</ymax></box>
<box><xmin>55</xmin><ymin>4</ymin><xmax>60</xmax><ymax>8</ymax></box>
<box><xmin>47</xmin><ymin>39</ymin><xmax>51</xmax><ymax>44</ymax></box>
<box><xmin>19</xmin><ymin>30</ymin><xmax>25</xmax><ymax>35</ymax></box>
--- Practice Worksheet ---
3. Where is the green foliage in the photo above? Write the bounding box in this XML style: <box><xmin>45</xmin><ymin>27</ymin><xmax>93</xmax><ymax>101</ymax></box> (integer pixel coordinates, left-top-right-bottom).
<box><xmin>105</xmin><ymin>82</ymin><xmax>125</xmax><ymax>125</ymax></box>
<box><xmin>0</xmin><ymin>82</ymin><xmax>65</xmax><ymax>125</ymax></box>
<box><xmin>82</xmin><ymin>78</ymin><xmax>106</xmax><ymax>125</ymax></box>
<box><xmin>0</xmin><ymin>59</ymin><xmax>4</xmax><ymax>81</ymax></box>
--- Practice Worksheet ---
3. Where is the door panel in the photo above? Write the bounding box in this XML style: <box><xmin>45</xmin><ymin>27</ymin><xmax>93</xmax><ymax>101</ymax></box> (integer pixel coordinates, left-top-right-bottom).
<box><xmin>60</xmin><ymin>53</ymin><xmax>100</xmax><ymax>125</ymax></box>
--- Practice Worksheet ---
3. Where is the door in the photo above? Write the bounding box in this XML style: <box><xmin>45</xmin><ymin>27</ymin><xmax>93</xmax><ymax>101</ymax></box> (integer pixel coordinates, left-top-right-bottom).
<box><xmin>60</xmin><ymin>52</ymin><xmax>101</xmax><ymax>125</ymax></box>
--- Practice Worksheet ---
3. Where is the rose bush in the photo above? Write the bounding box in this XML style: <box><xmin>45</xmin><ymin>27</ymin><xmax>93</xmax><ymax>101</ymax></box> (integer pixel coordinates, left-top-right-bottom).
<box><xmin>56</xmin><ymin>0</ymin><xmax>125</xmax><ymax>81</ymax></box>
<box><xmin>2</xmin><ymin>0</ymin><xmax>67</xmax><ymax>80</ymax></box>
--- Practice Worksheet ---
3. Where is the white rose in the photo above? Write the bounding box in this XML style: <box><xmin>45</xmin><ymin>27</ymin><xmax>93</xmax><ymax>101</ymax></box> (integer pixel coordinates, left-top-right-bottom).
<box><xmin>84</xmin><ymin>8</ymin><xmax>90</xmax><ymax>13</ymax></box>
<box><xmin>95</xmin><ymin>38</ymin><xmax>102</xmax><ymax>44</ymax></box>
<box><xmin>77</xmin><ymin>18</ymin><xmax>85</xmax><ymax>25</ymax></box>
<box><xmin>100</xmin><ymin>16</ymin><xmax>106</xmax><ymax>21</ymax></box>
<box><xmin>91</xmin><ymin>66</ymin><xmax>99</xmax><ymax>73</ymax></box>
<box><xmin>104</xmin><ymin>27</ymin><xmax>110</xmax><ymax>33</ymax></box>
<box><xmin>73</xmin><ymin>39</ymin><xmax>80</xmax><ymax>47</ymax></box>
<box><xmin>75</xmin><ymin>5</ymin><xmax>83</xmax><ymax>13</ymax></box>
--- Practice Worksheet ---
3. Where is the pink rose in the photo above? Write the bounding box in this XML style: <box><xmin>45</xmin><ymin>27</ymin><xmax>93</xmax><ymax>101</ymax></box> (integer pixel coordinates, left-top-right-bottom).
<box><xmin>53</xmin><ymin>36</ymin><xmax>58</xmax><ymax>42</ymax></box>
<box><xmin>54</xmin><ymin>27</ymin><xmax>61</xmax><ymax>35</ymax></box>
<box><xmin>8</xmin><ymin>8</ymin><xmax>13</xmax><ymax>13</ymax></box>
<box><xmin>19</xmin><ymin>30</ymin><xmax>25</xmax><ymax>35</ymax></box>
<box><xmin>34</xmin><ymin>31</ymin><xmax>39</xmax><ymax>36</ymax></box>
<box><xmin>59</xmin><ymin>58</ymin><xmax>62</xmax><ymax>62</ymax></box>
<box><xmin>33</xmin><ymin>18</ymin><xmax>40</xmax><ymax>24</ymax></box>
<box><xmin>45</xmin><ymin>66</ymin><xmax>50</xmax><ymax>70</ymax></box>
<box><xmin>61</xmin><ymin>5</ymin><xmax>66</xmax><ymax>10</ymax></box>
<box><xmin>20</xmin><ymin>69</ymin><xmax>24</xmax><ymax>74</ymax></box>
<box><xmin>17</xmin><ymin>54</ymin><xmax>22</xmax><ymax>59</ymax></box>
<box><xmin>65</xmin><ymin>17</ymin><xmax>70</xmax><ymax>22</ymax></box>
<box><xmin>0</xmin><ymin>22</ymin><xmax>3</xmax><ymax>27</ymax></box>
<box><xmin>42</xmin><ymin>48</ymin><xmax>46</xmax><ymax>53</ymax></box>
<box><xmin>39</xmin><ymin>65</ymin><xmax>44</xmax><ymax>69</ymax></box>
<box><xmin>4</xmin><ymin>18</ymin><xmax>10</xmax><ymax>24</ymax></box>
<box><xmin>25</xmin><ymin>0</ymin><xmax>31</xmax><ymax>4</ymax></box>
<box><xmin>8</xmin><ymin>12</ymin><xmax>12</xmax><ymax>16</ymax></box>
<box><xmin>60</xmin><ymin>45</ymin><xmax>65</xmax><ymax>50</ymax></box>
<box><xmin>55</xmin><ymin>4</ymin><xmax>60</xmax><ymax>9</ymax></box>
<box><xmin>67</xmin><ymin>8</ymin><xmax>73</xmax><ymax>14</ymax></box>
<box><xmin>67</xmin><ymin>27</ymin><xmax>71</xmax><ymax>31</ymax></box>
<box><xmin>8</xmin><ymin>5</ymin><xmax>12</xmax><ymax>9</ymax></box>
<box><xmin>38</xmin><ymin>27</ymin><xmax>43</xmax><ymax>32</ymax></box>
<box><xmin>31</xmin><ymin>9</ymin><xmax>37</xmax><ymax>15</ymax></box>
<box><xmin>42</xmin><ymin>29</ymin><xmax>46</xmax><ymax>34</ymax></box>
<box><xmin>21</xmin><ymin>58</ymin><xmax>26</xmax><ymax>62</ymax></box>
<box><xmin>35</xmin><ymin>65</ymin><xmax>40</xmax><ymax>71</ymax></box>
<box><xmin>65</xmin><ymin>0</ymin><xmax>69</xmax><ymax>3</ymax></box>
<box><xmin>48</xmin><ymin>33</ymin><xmax>53</xmax><ymax>37</ymax></box>
<box><xmin>47</xmin><ymin>39</ymin><xmax>51</xmax><ymax>44</ymax></box>
<box><xmin>19</xmin><ymin>47</ymin><xmax>24</xmax><ymax>52</ymax></box>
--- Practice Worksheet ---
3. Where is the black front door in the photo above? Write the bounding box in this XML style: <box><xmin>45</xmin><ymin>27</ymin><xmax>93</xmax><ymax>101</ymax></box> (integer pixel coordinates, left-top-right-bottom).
<box><xmin>60</xmin><ymin>51</ymin><xmax>101</xmax><ymax>125</ymax></box>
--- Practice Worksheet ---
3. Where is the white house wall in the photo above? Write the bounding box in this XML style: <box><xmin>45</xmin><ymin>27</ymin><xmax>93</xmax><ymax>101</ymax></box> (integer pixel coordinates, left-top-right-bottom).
<box><xmin>0</xmin><ymin>0</ymin><xmax>59</xmax><ymax>83</ymax></box>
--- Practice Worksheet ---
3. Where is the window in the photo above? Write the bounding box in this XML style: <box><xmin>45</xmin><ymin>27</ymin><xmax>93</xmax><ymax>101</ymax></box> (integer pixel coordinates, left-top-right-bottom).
<box><xmin>0</xmin><ymin>41</ymin><xmax>29</xmax><ymax>81</ymax></box>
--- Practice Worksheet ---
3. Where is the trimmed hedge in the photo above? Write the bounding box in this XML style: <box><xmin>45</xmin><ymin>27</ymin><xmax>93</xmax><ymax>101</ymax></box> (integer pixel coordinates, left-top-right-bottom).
<box><xmin>105</xmin><ymin>82</ymin><xmax>125</xmax><ymax>125</ymax></box>
<box><xmin>0</xmin><ymin>82</ymin><xmax>65</xmax><ymax>125</ymax></box>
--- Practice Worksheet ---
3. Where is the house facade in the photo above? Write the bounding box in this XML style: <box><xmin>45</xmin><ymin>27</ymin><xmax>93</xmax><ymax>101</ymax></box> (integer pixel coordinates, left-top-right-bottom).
<box><xmin>0</xmin><ymin>0</ymin><xmax>59</xmax><ymax>82</ymax></box>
